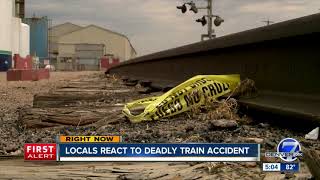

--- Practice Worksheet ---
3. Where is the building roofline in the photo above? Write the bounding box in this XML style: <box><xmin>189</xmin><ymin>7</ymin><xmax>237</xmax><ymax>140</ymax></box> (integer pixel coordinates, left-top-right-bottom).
<box><xmin>57</xmin><ymin>43</ymin><xmax>105</xmax><ymax>46</ymax></box>
<box><xmin>57</xmin><ymin>24</ymin><xmax>137</xmax><ymax>55</ymax></box>
<box><xmin>49</xmin><ymin>22</ymin><xmax>82</xmax><ymax>30</ymax></box>
<box><xmin>86</xmin><ymin>25</ymin><xmax>137</xmax><ymax>55</ymax></box>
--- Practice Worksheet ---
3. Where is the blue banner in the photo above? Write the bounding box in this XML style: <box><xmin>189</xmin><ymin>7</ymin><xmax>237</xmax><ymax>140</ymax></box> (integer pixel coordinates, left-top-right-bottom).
<box><xmin>58</xmin><ymin>143</ymin><xmax>260</xmax><ymax>162</ymax></box>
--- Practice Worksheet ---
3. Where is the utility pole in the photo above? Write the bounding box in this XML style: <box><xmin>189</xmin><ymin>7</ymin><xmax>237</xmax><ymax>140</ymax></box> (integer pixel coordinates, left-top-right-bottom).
<box><xmin>198</xmin><ymin>0</ymin><xmax>224</xmax><ymax>41</ymax></box>
<box><xmin>177</xmin><ymin>0</ymin><xmax>224</xmax><ymax>41</ymax></box>
<box><xmin>205</xmin><ymin>0</ymin><xmax>214</xmax><ymax>40</ymax></box>
<box><xmin>262</xmin><ymin>19</ymin><xmax>274</xmax><ymax>26</ymax></box>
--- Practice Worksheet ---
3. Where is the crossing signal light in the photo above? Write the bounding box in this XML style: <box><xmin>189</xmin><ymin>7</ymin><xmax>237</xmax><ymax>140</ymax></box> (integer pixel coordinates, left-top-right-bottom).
<box><xmin>188</xmin><ymin>2</ymin><xmax>198</xmax><ymax>13</ymax></box>
<box><xmin>196</xmin><ymin>16</ymin><xmax>207</xmax><ymax>26</ymax></box>
<box><xmin>214</xmin><ymin>16</ymin><xmax>224</xmax><ymax>26</ymax></box>
<box><xmin>177</xmin><ymin>4</ymin><xmax>187</xmax><ymax>13</ymax></box>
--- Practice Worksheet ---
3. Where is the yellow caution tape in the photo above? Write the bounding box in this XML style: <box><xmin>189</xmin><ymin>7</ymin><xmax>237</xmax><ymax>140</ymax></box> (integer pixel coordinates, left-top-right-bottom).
<box><xmin>123</xmin><ymin>75</ymin><xmax>240</xmax><ymax>123</ymax></box>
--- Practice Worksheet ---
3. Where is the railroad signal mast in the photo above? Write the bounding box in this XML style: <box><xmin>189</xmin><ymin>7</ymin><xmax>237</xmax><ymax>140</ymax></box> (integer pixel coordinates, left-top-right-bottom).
<box><xmin>177</xmin><ymin>0</ymin><xmax>224</xmax><ymax>41</ymax></box>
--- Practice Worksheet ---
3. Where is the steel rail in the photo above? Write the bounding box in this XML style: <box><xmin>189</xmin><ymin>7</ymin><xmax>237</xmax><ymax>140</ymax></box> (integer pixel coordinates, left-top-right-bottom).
<box><xmin>108</xmin><ymin>13</ymin><xmax>320</xmax><ymax>125</ymax></box>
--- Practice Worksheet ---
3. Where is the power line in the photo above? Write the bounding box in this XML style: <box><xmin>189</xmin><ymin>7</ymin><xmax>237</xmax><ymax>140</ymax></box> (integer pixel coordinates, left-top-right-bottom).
<box><xmin>262</xmin><ymin>19</ymin><xmax>274</xmax><ymax>26</ymax></box>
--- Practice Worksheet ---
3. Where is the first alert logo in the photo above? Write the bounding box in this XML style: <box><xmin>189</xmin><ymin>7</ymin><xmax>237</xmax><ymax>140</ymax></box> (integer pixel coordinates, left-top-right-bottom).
<box><xmin>24</xmin><ymin>144</ymin><xmax>57</xmax><ymax>161</ymax></box>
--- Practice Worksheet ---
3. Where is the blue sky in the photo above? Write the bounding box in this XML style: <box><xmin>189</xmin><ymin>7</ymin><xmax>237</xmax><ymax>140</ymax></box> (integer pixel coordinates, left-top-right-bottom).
<box><xmin>26</xmin><ymin>0</ymin><xmax>320</xmax><ymax>56</ymax></box>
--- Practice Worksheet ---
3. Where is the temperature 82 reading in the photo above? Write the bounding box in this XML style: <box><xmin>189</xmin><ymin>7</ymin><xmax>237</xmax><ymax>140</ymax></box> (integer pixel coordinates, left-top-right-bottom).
<box><xmin>286</xmin><ymin>164</ymin><xmax>295</xmax><ymax>170</ymax></box>
<box><xmin>281</xmin><ymin>163</ymin><xmax>299</xmax><ymax>172</ymax></box>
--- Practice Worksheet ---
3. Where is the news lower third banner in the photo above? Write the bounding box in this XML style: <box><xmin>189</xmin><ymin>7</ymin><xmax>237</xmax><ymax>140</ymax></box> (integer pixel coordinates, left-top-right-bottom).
<box><xmin>24</xmin><ymin>136</ymin><xmax>260</xmax><ymax>162</ymax></box>
<box><xmin>58</xmin><ymin>143</ymin><xmax>260</xmax><ymax>162</ymax></box>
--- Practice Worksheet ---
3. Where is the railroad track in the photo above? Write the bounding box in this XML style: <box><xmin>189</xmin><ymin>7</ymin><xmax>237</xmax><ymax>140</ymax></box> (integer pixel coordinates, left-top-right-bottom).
<box><xmin>108</xmin><ymin>13</ymin><xmax>320</xmax><ymax>126</ymax></box>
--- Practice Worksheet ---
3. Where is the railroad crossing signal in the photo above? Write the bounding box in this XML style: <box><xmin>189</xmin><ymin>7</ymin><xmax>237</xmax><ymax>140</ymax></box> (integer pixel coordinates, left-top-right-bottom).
<box><xmin>214</xmin><ymin>16</ymin><xmax>224</xmax><ymax>26</ymax></box>
<box><xmin>177</xmin><ymin>4</ymin><xmax>187</xmax><ymax>13</ymax></box>
<box><xmin>187</xmin><ymin>1</ymin><xmax>198</xmax><ymax>13</ymax></box>
<box><xmin>177</xmin><ymin>0</ymin><xmax>224</xmax><ymax>41</ymax></box>
<box><xmin>196</xmin><ymin>16</ymin><xmax>207</xmax><ymax>26</ymax></box>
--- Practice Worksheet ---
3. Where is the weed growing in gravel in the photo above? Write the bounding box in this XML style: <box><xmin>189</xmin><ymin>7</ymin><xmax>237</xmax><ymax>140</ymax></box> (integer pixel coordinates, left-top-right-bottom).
<box><xmin>187</xmin><ymin>79</ymin><xmax>258</xmax><ymax>121</ymax></box>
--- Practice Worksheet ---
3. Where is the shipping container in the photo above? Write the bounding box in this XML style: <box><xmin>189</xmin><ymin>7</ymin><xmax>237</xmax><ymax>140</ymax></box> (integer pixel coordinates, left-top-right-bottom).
<box><xmin>23</xmin><ymin>17</ymin><xmax>48</xmax><ymax>62</ymax></box>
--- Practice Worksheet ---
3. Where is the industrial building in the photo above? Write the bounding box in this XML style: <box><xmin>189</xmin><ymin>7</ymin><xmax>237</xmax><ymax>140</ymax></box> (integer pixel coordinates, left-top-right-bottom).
<box><xmin>23</xmin><ymin>16</ymin><xmax>50</xmax><ymax>62</ymax></box>
<box><xmin>49</xmin><ymin>22</ymin><xmax>82</xmax><ymax>67</ymax></box>
<box><xmin>1</xmin><ymin>0</ymin><xmax>136</xmax><ymax>71</ymax></box>
<box><xmin>49</xmin><ymin>23</ymin><xmax>137</xmax><ymax>71</ymax></box>
<box><xmin>0</xmin><ymin>0</ymin><xmax>29</xmax><ymax>71</ymax></box>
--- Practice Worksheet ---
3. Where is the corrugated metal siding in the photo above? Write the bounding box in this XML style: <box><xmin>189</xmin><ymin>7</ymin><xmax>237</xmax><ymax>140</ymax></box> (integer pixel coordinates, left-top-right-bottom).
<box><xmin>76</xmin><ymin>51</ymin><xmax>102</xmax><ymax>58</ymax></box>
<box><xmin>75</xmin><ymin>44</ymin><xmax>104</xmax><ymax>58</ymax></box>
<box><xmin>56</xmin><ymin>44</ymin><xmax>103</xmax><ymax>71</ymax></box>
<box><xmin>23</xmin><ymin>17</ymin><xmax>48</xmax><ymax>61</ymax></box>
<box><xmin>75</xmin><ymin>44</ymin><xmax>103</xmax><ymax>66</ymax></box>
<box><xmin>75</xmin><ymin>44</ymin><xmax>104</xmax><ymax>51</ymax></box>
<box><xmin>58</xmin><ymin>26</ymin><xmax>129</xmax><ymax>61</ymax></box>
<box><xmin>78</xmin><ymin>59</ymin><xmax>100</xmax><ymax>65</ymax></box>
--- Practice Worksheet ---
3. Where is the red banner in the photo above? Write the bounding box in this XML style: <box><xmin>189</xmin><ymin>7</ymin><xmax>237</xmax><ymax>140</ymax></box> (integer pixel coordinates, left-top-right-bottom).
<box><xmin>24</xmin><ymin>143</ymin><xmax>57</xmax><ymax>161</ymax></box>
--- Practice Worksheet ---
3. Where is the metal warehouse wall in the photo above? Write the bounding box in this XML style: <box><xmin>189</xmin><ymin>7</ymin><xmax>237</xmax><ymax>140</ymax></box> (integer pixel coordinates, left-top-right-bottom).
<box><xmin>49</xmin><ymin>23</ymin><xmax>82</xmax><ymax>53</ymax></box>
<box><xmin>58</xmin><ymin>25</ymin><xmax>129</xmax><ymax>62</ymax></box>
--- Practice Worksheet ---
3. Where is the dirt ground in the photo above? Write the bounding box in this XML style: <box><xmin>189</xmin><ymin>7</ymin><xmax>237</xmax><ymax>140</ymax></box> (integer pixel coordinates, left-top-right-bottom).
<box><xmin>0</xmin><ymin>71</ymin><xmax>317</xmax><ymax>180</ymax></box>
<box><xmin>0</xmin><ymin>71</ymin><xmax>101</xmax><ymax>155</ymax></box>
<box><xmin>0</xmin><ymin>71</ymin><xmax>97</xmax><ymax>114</ymax></box>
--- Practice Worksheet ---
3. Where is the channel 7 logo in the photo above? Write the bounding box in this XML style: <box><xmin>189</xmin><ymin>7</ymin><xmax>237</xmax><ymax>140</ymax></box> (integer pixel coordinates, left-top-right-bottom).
<box><xmin>265</xmin><ymin>138</ymin><xmax>303</xmax><ymax>162</ymax></box>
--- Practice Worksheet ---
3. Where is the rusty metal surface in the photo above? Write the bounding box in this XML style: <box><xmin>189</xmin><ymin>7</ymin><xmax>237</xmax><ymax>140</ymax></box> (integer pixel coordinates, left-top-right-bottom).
<box><xmin>108</xmin><ymin>13</ymin><xmax>320</xmax><ymax>123</ymax></box>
